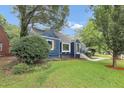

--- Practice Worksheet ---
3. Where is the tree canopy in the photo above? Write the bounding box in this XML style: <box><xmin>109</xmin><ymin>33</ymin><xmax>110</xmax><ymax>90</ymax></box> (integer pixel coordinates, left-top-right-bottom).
<box><xmin>0</xmin><ymin>14</ymin><xmax>20</xmax><ymax>42</ymax></box>
<box><xmin>13</xmin><ymin>5</ymin><xmax>69</xmax><ymax>37</ymax></box>
<box><xmin>78</xmin><ymin>20</ymin><xmax>107</xmax><ymax>53</ymax></box>
<box><xmin>93</xmin><ymin>5</ymin><xmax>124</xmax><ymax>67</ymax></box>
<box><xmin>0</xmin><ymin>14</ymin><xmax>7</xmax><ymax>26</ymax></box>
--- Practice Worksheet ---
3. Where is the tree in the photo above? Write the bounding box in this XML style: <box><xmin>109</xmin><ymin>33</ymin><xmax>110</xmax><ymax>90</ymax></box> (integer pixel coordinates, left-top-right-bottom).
<box><xmin>31</xmin><ymin>6</ymin><xmax>69</xmax><ymax>31</ymax></box>
<box><xmin>93</xmin><ymin>5</ymin><xmax>124</xmax><ymax>67</ymax></box>
<box><xmin>5</xmin><ymin>24</ymin><xmax>20</xmax><ymax>40</ymax></box>
<box><xmin>0</xmin><ymin>14</ymin><xmax>7</xmax><ymax>26</ymax></box>
<box><xmin>13</xmin><ymin>5</ymin><xmax>69</xmax><ymax>37</ymax></box>
<box><xmin>78</xmin><ymin>20</ymin><xmax>107</xmax><ymax>53</ymax></box>
<box><xmin>0</xmin><ymin>14</ymin><xmax>20</xmax><ymax>42</ymax></box>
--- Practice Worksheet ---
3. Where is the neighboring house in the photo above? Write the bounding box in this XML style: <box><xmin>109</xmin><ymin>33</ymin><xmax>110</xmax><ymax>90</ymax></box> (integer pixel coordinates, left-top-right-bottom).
<box><xmin>31</xmin><ymin>27</ymin><xmax>87</xmax><ymax>58</ymax></box>
<box><xmin>0</xmin><ymin>25</ymin><xmax>10</xmax><ymax>56</ymax></box>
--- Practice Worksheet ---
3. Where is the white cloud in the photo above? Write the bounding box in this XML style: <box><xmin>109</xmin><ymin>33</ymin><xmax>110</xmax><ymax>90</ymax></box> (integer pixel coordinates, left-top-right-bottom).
<box><xmin>67</xmin><ymin>22</ymin><xmax>83</xmax><ymax>30</ymax></box>
<box><xmin>70</xmin><ymin>24</ymin><xmax>83</xmax><ymax>30</ymax></box>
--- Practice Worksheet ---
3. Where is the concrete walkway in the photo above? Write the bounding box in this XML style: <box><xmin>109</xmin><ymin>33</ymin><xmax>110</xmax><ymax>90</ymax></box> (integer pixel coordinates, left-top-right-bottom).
<box><xmin>80</xmin><ymin>53</ymin><xmax>110</xmax><ymax>61</ymax></box>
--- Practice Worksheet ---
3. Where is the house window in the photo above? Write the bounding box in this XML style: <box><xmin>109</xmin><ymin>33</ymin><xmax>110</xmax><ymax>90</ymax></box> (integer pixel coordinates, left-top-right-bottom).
<box><xmin>47</xmin><ymin>39</ymin><xmax>54</xmax><ymax>50</ymax></box>
<box><xmin>0</xmin><ymin>43</ymin><xmax>3</xmax><ymax>51</ymax></box>
<box><xmin>76</xmin><ymin>43</ymin><xmax>80</xmax><ymax>53</ymax></box>
<box><xmin>62</xmin><ymin>43</ymin><xmax>70</xmax><ymax>52</ymax></box>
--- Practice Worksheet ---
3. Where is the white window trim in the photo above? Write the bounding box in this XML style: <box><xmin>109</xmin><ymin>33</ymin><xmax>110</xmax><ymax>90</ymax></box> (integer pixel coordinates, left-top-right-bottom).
<box><xmin>76</xmin><ymin>43</ymin><xmax>80</xmax><ymax>54</ymax></box>
<box><xmin>47</xmin><ymin>39</ymin><xmax>54</xmax><ymax>50</ymax></box>
<box><xmin>62</xmin><ymin>42</ymin><xmax>71</xmax><ymax>52</ymax></box>
<box><xmin>0</xmin><ymin>43</ymin><xmax>3</xmax><ymax>51</ymax></box>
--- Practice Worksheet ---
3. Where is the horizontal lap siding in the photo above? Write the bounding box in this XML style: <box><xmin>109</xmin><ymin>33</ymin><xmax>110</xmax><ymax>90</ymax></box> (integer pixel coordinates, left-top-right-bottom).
<box><xmin>0</xmin><ymin>26</ymin><xmax>10</xmax><ymax>56</ymax></box>
<box><xmin>44</xmin><ymin>37</ymin><xmax>60</xmax><ymax>58</ymax></box>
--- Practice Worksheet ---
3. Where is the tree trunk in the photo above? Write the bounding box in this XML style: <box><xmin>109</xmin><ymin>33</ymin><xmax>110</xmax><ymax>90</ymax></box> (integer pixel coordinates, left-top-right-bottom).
<box><xmin>112</xmin><ymin>51</ymin><xmax>117</xmax><ymax>68</ymax></box>
<box><xmin>20</xmin><ymin>18</ymin><xmax>28</xmax><ymax>37</ymax></box>
<box><xmin>20</xmin><ymin>26</ymin><xmax>28</xmax><ymax>37</ymax></box>
<box><xmin>98</xmin><ymin>45</ymin><xmax>101</xmax><ymax>54</ymax></box>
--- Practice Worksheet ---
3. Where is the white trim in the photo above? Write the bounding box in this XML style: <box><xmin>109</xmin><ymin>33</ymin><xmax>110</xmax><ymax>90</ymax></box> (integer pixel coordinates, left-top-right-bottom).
<box><xmin>62</xmin><ymin>42</ymin><xmax>71</xmax><ymax>52</ymax></box>
<box><xmin>0</xmin><ymin>43</ymin><xmax>3</xmax><ymax>51</ymax></box>
<box><xmin>47</xmin><ymin>39</ymin><xmax>54</xmax><ymax>50</ymax></box>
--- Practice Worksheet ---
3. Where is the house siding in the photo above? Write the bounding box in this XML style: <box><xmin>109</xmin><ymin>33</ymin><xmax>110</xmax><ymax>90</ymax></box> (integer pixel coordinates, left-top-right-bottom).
<box><xmin>43</xmin><ymin>37</ymin><xmax>60</xmax><ymax>58</ymax></box>
<box><xmin>32</xmin><ymin>28</ymin><xmax>86</xmax><ymax>59</ymax></box>
<box><xmin>0</xmin><ymin>26</ymin><xmax>10</xmax><ymax>56</ymax></box>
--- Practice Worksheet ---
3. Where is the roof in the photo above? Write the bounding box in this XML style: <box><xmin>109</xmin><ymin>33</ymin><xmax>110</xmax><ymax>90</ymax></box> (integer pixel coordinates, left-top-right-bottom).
<box><xmin>32</xmin><ymin>28</ymin><xmax>58</xmax><ymax>38</ymax></box>
<box><xmin>32</xmin><ymin>28</ymin><xmax>72</xmax><ymax>43</ymax></box>
<box><xmin>54</xmin><ymin>32</ymin><xmax>72</xmax><ymax>43</ymax></box>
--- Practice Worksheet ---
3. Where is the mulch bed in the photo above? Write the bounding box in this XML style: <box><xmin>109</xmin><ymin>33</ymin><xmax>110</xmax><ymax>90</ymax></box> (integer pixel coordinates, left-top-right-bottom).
<box><xmin>0</xmin><ymin>56</ymin><xmax>17</xmax><ymax>75</ymax></box>
<box><xmin>106</xmin><ymin>65</ymin><xmax>124</xmax><ymax>70</ymax></box>
<box><xmin>2</xmin><ymin>68</ymin><xmax>12</xmax><ymax>75</ymax></box>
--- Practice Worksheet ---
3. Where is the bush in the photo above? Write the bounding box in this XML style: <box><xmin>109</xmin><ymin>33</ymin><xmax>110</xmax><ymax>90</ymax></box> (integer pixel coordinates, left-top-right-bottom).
<box><xmin>11</xmin><ymin>35</ymin><xmax>50</xmax><ymax>64</ymax></box>
<box><xmin>85</xmin><ymin>51</ymin><xmax>92</xmax><ymax>57</ymax></box>
<box><xmin>12</xmin><ymin>63</ymin><xmax>30</xmax><ymax>74</ymax></box>
<box><xmin>10</xmin><ymin>37</ymin><xmax>20</xmax><ymax>47</ymax></box>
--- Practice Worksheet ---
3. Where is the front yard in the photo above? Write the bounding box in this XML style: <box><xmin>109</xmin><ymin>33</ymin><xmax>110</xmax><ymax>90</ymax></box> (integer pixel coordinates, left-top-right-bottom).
<box><xmin>0</xmin><ymin>57</ymin><xmax>124</xmax><ymax>88</ymax></box>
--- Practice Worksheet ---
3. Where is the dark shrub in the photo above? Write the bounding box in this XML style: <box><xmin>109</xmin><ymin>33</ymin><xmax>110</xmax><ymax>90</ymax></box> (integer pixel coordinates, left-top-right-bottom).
<box><xmin>89</xmin><ymin>48</ymin><xmax>96</xmax><ymax>56</ymax></box>
<box><xmin>12</xmin><ymin>63</ymin><xmax>30</xmax><ymax>74</ymax></box>
<box><xmin>11</xmin><ymin>35</ymin><xmax>50</xmax><ymax>64</ymax></box>
<box><xmin>85</xmin><ymin>51</ymin><xmax>92</xmax><ymax>57</ymax></box>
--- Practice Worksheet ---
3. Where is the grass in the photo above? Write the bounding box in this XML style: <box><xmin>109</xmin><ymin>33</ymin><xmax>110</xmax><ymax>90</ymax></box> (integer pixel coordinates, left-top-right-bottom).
<box><xmin>95</xmin><ymin>53</ymin><xmax>112</xmax><ymax>58</ymax></box>
<box><xmin>0</xmin><ymin>58</ymin><xmax>124</xmax><ymax>88</ymax></box>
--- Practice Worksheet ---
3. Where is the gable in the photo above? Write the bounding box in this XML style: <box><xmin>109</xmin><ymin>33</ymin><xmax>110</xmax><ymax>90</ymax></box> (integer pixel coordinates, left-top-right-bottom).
<box><xmin>32</xmin><ymin>28</ymin><xmax>59</xmax><ymax>39</ymax></box>
<box><xmin>54</xmin><ymin>32</ymin><xmax>72</xmax><ymax>43</ymax></box>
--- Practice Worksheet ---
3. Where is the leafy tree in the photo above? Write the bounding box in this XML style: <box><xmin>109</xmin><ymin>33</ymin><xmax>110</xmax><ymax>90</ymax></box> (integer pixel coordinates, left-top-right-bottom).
<box><xmin>5</xmin><ymin>24</ymin><xmax>20</xmax><ymax>40</ymax></box>
<box><xmin>31</xmin><ymin>6</ymin><xmax>69</xmax><ymax>31</ymax></box>
<box><xmin>79</xmin><ymin>20</ymin><xmax>107</xmax><ymax>53</ymax></box>
<box><xmin>0</xmin><ymin>14</ymin><xmax>20</xmax><ymax>42</ymax></box>
<box><xmin>13</xmin><ymin>5</ymin><xmax>69</xmax><ymax>37</ymax></box>
<box><xmin>93</xmin><ymin>5</ymin><xmax>124</xmax><ymax>67</ymax></box>
<box><xmin>0</xmin><ymin>14</ymin><xmax>7</xmax><ymax>25</ymax></box>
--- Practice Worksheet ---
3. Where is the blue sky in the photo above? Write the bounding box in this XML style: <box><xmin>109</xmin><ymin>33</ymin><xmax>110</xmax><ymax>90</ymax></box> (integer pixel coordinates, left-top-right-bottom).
<box><xmin>0</xmin><ymin>5</ymin><xmax>93</xmax><ymax>36</ymax></box>
<box><xmin>64</xmin><ymin>5</ymin><xmax>93</xmax><ymax>36</ymax></box>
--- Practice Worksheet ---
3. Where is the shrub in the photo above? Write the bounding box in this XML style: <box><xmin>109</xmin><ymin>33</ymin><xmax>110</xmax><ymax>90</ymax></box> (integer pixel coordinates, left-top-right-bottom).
<box><xmin>85</xmin><ymin>51</ymin><xmax>92</xmax><ymax>57</ymax></box>
<box><xmin>12</xmin><ymin>63</ymin><xmax>30</xmax><ymax>74</ymax></box>
<box><xmin>10</xmin><ymin>37</ymin><xmax>20</xmax><ymax>47</ymax></box>
<box><xmin>11</xmin><ymin>35</ymin><xmax>50</xmax><ymax>64</ymax></box>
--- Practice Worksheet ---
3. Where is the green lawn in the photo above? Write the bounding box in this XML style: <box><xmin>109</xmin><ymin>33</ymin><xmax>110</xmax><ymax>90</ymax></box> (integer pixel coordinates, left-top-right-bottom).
<box><xmin>0</xmin><ymin>59</ymin><xmax>124</xmax><ymax>88</ymax></box>
<box><xmin>95</xmin><ymin>53</ymin><xmax>112</xmax><ymax>58</ymax></box>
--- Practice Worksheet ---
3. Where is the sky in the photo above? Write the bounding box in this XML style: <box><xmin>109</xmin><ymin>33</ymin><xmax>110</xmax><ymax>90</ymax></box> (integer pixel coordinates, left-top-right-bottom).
<box><xmin>0</xmin><ymin>5</ymin><xmax>93</xmax><ymax>36</ymax></box>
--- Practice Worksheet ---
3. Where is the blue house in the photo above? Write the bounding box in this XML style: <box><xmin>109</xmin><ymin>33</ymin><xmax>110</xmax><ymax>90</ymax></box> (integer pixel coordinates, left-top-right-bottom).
<box><xmin>31</xmin><ymin>28</ymin><xmax>87</xmax><ymax>58</ymax></box>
